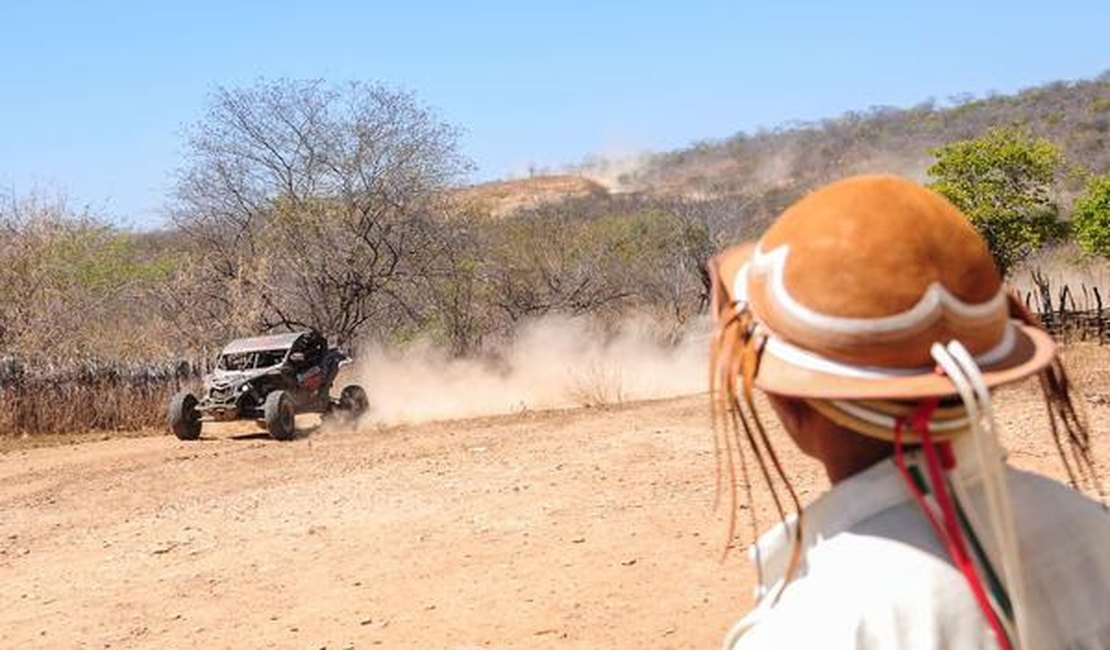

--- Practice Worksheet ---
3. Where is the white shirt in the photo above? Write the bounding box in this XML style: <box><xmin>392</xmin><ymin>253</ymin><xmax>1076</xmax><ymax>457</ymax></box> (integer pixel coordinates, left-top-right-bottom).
<box><xmin>724</xmin><ymin>450</ymin><xmax>1110</xmax><ymax>649</ymax></box>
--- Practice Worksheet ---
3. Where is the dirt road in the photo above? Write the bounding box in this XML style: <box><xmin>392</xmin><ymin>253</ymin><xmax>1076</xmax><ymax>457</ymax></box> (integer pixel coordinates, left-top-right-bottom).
<box><xmin>2</xmin><ymin>380</ymin><xmax>1106</xmax><ymax>648</ymax></box>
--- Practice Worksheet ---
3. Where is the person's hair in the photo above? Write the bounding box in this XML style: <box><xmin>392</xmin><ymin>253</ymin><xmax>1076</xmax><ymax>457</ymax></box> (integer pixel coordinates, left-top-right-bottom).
<box><xmin>709</xmin><ymin>298</ymin><xmax>804</xmax><ymax>585</ymax></box>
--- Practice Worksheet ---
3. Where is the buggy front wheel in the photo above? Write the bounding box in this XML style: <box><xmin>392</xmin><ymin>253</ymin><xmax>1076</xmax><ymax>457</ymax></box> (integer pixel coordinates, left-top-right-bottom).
<box><xmin>169</xmin><ymin>392</ymin><xmax>202</xmax><ymax>441</ymax></box>
<box><xmin>264</xmin><ymin>390</ymin><xmax>296</xmax><ymax>441</ymax></box>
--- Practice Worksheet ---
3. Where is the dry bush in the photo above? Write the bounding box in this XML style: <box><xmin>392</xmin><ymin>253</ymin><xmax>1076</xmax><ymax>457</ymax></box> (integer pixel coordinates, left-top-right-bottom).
<box><xmin>566</xmin><ymin>359</ymin><xmax>626</xmax><ymax>407</ymax></box>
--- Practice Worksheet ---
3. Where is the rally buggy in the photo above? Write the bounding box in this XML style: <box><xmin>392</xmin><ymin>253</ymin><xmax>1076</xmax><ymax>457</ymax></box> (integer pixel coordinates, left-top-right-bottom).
<box><xmin>168</xmin><ymin>330</ymin><xmax>368</xmax><ymax>441</ymax></box>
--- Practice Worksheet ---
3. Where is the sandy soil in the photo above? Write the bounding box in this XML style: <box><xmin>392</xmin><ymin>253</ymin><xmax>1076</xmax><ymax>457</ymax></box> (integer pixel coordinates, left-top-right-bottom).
<box><xmin>1</xmin><ymin>382</ymin><xmax>1106</xmax><ymax>649</ymax></box>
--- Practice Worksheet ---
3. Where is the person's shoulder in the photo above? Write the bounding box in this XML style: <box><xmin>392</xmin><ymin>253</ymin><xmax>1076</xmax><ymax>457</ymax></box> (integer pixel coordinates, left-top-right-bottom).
<box><xmin>730</xmin><ymin>525</ymin><xmax>993</xmax><ymax>649</ymax></box>
<box><xmin>1005</xmin><ymin>468</ymin><xmax>1110</xmax><ymax>645</ymax></box>
<box><xmin>729</xmin><ymin>559</ymin><xmax>995</xmax><ymax>650</ymax></box>
<box><xmin>727</xmin><ymin>581</ymin><xmax>862</xmax><ymax>649</ymax></box>
<box><xmin>1007</xmin><ymin>467</ymin><xmax>1110</xmax><ymax>527</ymax></box>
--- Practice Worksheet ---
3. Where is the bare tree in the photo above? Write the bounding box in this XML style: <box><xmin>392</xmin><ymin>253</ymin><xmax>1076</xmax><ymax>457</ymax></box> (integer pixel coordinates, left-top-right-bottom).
<box><xmin>171</xmin><ymin>79</ymin><xmax>472</xmax><ymax>345</ymax></box>
<box><xmin>399</xmin><ymin>209</ymin><xmax>496</xmax><ymax>355</ymax></box>
<box><xmin>486</xmin><ymin>200</ymin><xmax>634</xmax><ymax>324</ymax></box>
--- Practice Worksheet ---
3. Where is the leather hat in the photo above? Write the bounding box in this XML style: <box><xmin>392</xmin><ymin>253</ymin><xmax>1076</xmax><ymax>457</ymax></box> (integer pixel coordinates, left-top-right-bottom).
<box><xmin>710</xmin><ymin>174</ymin><xmax>1055</xmax><ymax>399</ymax></box>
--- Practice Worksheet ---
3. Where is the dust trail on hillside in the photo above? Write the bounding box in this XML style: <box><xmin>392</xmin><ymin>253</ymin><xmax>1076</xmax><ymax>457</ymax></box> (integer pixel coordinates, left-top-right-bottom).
<box><xmin>577</xmin><ymin>152</ymin><xmax>654</xmax><ymax>193</ymax></box>
<box><xmin>350</xmin><ymin>316</ymin><xmax>710</xmax><ymax>426</ymax></box>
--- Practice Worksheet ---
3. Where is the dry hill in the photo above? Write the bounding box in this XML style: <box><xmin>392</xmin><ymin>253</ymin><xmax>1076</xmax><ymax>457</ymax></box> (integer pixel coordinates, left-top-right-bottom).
<box><xmin>450</xmin><ymin>175</ymin><xmax>609</xmax><ymax>218</ymax></box>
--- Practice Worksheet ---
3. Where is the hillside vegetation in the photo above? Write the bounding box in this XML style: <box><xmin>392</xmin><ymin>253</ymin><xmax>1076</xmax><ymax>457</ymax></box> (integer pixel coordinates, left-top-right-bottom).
<box><xmin>2</xmin><ymin>74</ymin><xmax>1109</xmax><ymax>435</ymax></box>
<box><xmin>609</xmin><ymin>73</ymin><xmax>1110</xmax><ymax>198</ymax></box>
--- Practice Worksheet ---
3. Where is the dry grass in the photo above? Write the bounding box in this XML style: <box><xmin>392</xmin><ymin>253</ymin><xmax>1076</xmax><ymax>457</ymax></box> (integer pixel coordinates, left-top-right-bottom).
<box><xmin>0</xmin><ymin>361</ymin><xmax>199</xmax><ymax>437</ymax></box>
<box><xmin>0</xmin><ymin>382</ymin><xmax>177</xmax><ymax>437</ymax></box>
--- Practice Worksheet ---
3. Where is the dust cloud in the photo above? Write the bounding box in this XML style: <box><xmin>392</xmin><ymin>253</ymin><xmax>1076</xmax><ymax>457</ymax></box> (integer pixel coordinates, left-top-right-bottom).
<box><xmin>349</xmin><ymin>316</ymin><xmax>710</xmax><ymax>426</ymax></box>
<box><xmin>577</xmin><ymin>152</ymin><xmax>654</xmax><ymax>193</ymax></box>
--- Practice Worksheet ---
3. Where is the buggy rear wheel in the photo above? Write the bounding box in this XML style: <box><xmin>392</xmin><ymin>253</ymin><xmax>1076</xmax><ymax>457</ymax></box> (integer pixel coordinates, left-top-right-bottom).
<box><xmin>339</xmin><ymin>385</ymin><xmax>369</xmax><ymax>420</ymax></box>
<box><xmin>264</xmin><ymin>390</ymin><xmax>296</xmax><ymax>441</ymax></box>
<box><xmin>169</xmin><ymin>392</ymin><xmax>202</xmax><ymax>441</ymax></box>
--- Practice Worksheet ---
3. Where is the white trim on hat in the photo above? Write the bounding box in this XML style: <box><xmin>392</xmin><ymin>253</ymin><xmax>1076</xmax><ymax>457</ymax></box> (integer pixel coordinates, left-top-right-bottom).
<box><xmin>748</xmin><ymin>244</ymin><xmax>1008</xmax><ymax>336</ymax></box>
<box><xmin>762</xmin><ymin>323</ymin><xmax>1018</xmax><ymax>380</ymax></box>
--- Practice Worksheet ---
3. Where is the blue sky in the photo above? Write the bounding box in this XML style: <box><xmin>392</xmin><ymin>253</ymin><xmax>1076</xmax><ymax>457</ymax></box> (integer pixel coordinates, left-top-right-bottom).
<box><xmin>1</xmin><ymin>1</ymin><xmax>1106</xmax><ymax>228</ymax></box>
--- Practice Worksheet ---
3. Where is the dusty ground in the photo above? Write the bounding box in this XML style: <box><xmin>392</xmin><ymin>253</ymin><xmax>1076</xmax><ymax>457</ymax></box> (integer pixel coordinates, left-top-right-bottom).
<box><xmin>1</xmin><ymin>362</ymin><xmax>1107</xmax><ymax>649</ymax></box>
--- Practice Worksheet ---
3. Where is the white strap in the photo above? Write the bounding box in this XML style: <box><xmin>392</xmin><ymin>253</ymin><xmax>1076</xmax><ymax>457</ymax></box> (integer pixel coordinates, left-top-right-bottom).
<box><xmin>931</xmin><ymin>342</ymin><xmax>1025</xmax><ymax>647</ymax></box>
<box><xmin>946</xmin><ymin>341</ymin><xmax>1029</xmax><ymax>647</ymax></box>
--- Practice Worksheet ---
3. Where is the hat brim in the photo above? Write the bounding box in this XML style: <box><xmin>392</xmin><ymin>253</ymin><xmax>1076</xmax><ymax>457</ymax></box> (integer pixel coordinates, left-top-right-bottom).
<box><xmin>753</xmin><ymin>323</ymin><xmax>1055</xmax><ymax>400</ymax></box>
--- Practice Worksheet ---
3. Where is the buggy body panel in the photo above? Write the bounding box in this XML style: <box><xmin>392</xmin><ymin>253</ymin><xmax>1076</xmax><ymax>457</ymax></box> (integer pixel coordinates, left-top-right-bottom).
<box><xmin>196</xmin><ymin>331</ymin><xmax>348</xmax><ymax>421</ymax></box>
